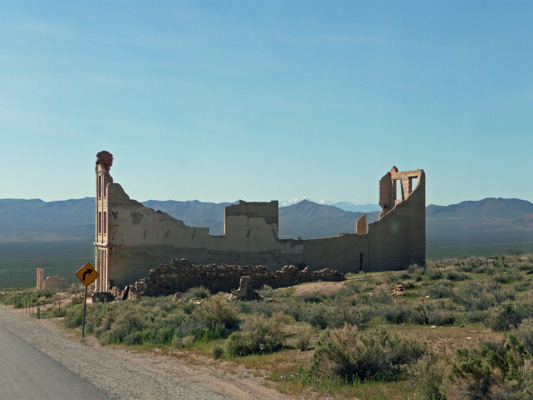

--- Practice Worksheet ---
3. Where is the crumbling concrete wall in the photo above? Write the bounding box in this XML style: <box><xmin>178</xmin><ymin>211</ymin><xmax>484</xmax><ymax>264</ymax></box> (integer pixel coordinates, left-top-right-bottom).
<box><xmin>368</xmin><ymin>168</ymin><xmax>426</xmax><ymax>271</ymax></box>
<box><xmin>129</xmin><ymin>258</ymin><xmax>345</xmax><ymax>298</ymax></box>
<box><xmin>94</xmin><ymin>152</ymin><xmax>425</xmax><ymax>291</ymax></box>
<box><xmin>104</xmin><ymin>192</ymin><xmax>304</xmax><ymax>288</ymax></box>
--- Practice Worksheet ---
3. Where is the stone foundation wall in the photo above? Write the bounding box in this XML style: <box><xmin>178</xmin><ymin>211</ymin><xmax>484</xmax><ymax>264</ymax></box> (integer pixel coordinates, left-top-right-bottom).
<box><xmin>43</xmin><ymin>275</ymin><xmax>70</xmax><ymax>290</ymax></box>
<box><xmin>130</xmin><ymin>258</ymin><xmax>345</xmax><ymax>298</ymax></box>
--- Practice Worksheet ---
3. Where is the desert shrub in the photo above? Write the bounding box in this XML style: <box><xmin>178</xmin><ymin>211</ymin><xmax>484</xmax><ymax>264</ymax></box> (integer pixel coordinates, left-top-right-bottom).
<box><xmin>452</xmin><ymin>282</ymin><xmax>497</xmax><ymax>311</ymax></box>
<box><xmin>484</xmin><ymin>302</ymin><xmax>533</xmax><ymax>331</ymax></box>
<box><xmin>242</xmin><ymin>297</ymin><xmax>304</xmax><ymax>322</ymax></box>
<box><xmin>425</xmin><ymin>282</ymin><xmax>453</xmax><ymax>299</ymax></box>
<box><xmin>459</xmin><ymin>263</ymin><xmax>475</xmax><ymax>273</ymax></box>
<box><xmin>334</xmin><ymin>298</ymin><xmax>376</xmax><ymax>328</ymax></box>
<box><xmin>371</xmin><ymin>287</ymin><xmax>392</xmax><ymax>304</ymax></box>
<box><xmin>512</xmin><ymin>279</ymin><xmax>530</xmax><ymax>292</ymax></box>
<box><xmin>464</xmin><ymin>310</ymin><xmax>490</xmax><ymax>324</ymax></box>
<box><xmin>294</xmin><ymin>323</ymin><xmax>315</xmax><ymax>351</ymax></box>
<box><xmin>408</xmin><ymin>264</ymin><xmax>422</xmax><ymax>273</ymax></box>
<box><xmin>445</xmin><ymin>270</ymin><xmax>469</xmax><ymax>281</ymax></box>
<box><xmin>408</xmin><ymin>301</ymin><xmax>456</xmax><ymax>326</ymax></box>
<box><xmin>427</xmin><ymin>268</ymin><xmax>443</xmax><ymax>280</ymax></box>
<box><xmin>402</xmin><ymin>280</ymin><xmax>417</xmax><ymax>290</ymax></box>
<box><xmin>429</xmin><ymin>309</ymin><xmax>456</xmax><ymax>326</ymax></box>
<box><xmin>181</xmin><ymin>286</ymin><xmax>210</xmax><ymax>300</ymax></box>
<box><xmin>212</xmin><ymin>345</ymin><xmax>224</xmax><ymax>359</ymax></box>
<box><xmin>64</xmin><ymin>304</ymin><xmax>83</xmax><ymax>328</ymax></box>
<box><xmin>493</xmin><ymin>286</ymin><xmax>516</xmax><ymax>303</ymax></box>
<box><xmin>493</xmin><ymin>271</ymin><xmax>520</xmax><ymax>284</ymax></box>
<box><xmin>192</xmin><ymin>294</ymin><xmax>240</xmax><ymax>337</ymax></box>
<box><xmin>515</xmin><ymin>318</ymin><xmax>533</xmax><ymax>355</ymax></box>
<box><xmin>412</xmin><ymin>352</ymin><xmax>448</xmax><ymax>400</ymax></box>
<box><xmin>225</xmin><ymin>313</ymin><xmax>288</xmax><ymax>356</ymax></box>
<box><xmin>303</xmin><ymin>294</ymin><xmax>326</xmax><ymax>303</ymax></box>
<box><xmin>98</xmin><ymin>307</ymin><xmax>145</xmax><ymax>344</ymax></box>
<box><xmin>343</xmin><ymin>280</ymin><xmax>370</xmax><ymax>294</ymax></box>
<box><xmin>310</xmin><ymin>325</ymin><xmax>425</xmax><ymax>383</ymax></box>
<box><xmin>449</xmin><ymin>338</ymin><xmax>529</xmax><ymax>400</ymax></box>
<box><xmin>382</xmin><ymin>302</ymin><xmax>413</xmax><ymax>324</ymax></box>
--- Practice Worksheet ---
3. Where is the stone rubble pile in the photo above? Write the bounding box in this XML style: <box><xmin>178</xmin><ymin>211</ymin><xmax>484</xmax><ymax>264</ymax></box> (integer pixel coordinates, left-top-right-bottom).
<box><xmin>129</xmin><ymin>258</ymin><xmax>345</xmax><ymax>298</ymax></box>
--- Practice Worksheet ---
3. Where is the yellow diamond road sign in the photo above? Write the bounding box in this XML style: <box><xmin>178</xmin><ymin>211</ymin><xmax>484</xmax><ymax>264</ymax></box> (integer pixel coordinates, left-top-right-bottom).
<box><xmin>76</xmin><ymin>263</ymin><xmax>99</xmax><ymax>286</ymax></box>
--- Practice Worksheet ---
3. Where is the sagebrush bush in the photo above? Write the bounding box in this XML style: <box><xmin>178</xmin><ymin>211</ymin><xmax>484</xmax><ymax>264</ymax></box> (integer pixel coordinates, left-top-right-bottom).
<box><xmin>382</xmin><ymin>302</ymin><xmax>413</xmax><ymax>324</ymax></box>
<box><xmin>192</xmin><ymin>294</ymin><xmax>240</xmax><ymax>339</ymax></box>
<box><xmin>425</xmin><ymin>282</ymin><xmax>453</xmax><ymax>299</ymax></box>
<box><xmin>412</xmin><ymin>352</ymin><xmax>448</xmax><ymax>400</ymax></box>
<box><xmin>515</xmin><ymin>318</ymin><xmax>533</xmax><ymax>355</ymax></box>
<box><xmin>310</xmin><ymin>325</ymin><xmax>425</xmax><ymax>383</ymax></box>
<box><xmin>427</xmin><ymin>268</ymin><xmax>443</xmax><ymax>280</ymax></box>
<box><xmin>449</xmin><ymin>337</ymin><xmax>530</xmax><ymax>400</ymax></box>
<box><xmin>484</xmin><ymin>302</ymin><xmax>533</xmax><ymax>331</ymax></box>
<box><xmin>212</xmin><ymin>345</ymin><xmax>224</xmax><ymax>359</ymax></box>
<box><xmin>225</xmin><ymin>313</ymin><xmax>288</xmax><ymax>356</ymax></box>
<box><xmin>294</xmin><ymin>323</ymin><xmax>314</xmax><ymax>351</ymax></box>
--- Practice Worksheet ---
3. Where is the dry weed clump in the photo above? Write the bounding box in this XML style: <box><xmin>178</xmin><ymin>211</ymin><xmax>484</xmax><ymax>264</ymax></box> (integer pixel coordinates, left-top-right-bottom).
<box><xmin>310</xmin><ymin>325</ymin><xmax>426</xmax><ymax>383</ymax></box>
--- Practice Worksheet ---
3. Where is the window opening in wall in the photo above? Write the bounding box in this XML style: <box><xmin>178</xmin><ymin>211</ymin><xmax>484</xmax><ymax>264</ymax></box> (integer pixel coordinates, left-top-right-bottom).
<box><xmin>98</xmin><ymin>212</ymin><xmax>102</xmax><ymax>233</ymax></box>
<box><xmin>410</xmin><ymin>177</ymin><xmax>418</xmax><ymax>193</ymax></box>
<box><xmin>359</xmin><ymin>252</ymin><xmax>363</xmax><ymax>272</ymax></box>
<box><xmin>103</xmin><ymin>212</ymin><xmax>107</xmax><ymax>234</ymax></box>
<box><xmin>103</xmin><ymin>180</ymin><xmax>106</xmax><ymax>196</ymax></box>
<box><xmin>395</xmin><ymin>180</ymin><xmax>402</xmax><ymax>201</ymax></box>
<box><xmin>98</xmin><ymin>176</ymin><xmax>102</xmax><ymax>198</ymax></box>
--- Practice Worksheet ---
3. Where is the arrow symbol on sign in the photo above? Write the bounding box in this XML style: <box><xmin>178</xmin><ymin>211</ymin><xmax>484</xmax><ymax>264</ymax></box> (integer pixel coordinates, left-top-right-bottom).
<box><xmin>82</xmin><ymin>268</ymin><xmax>93</xmax><ymax>281</ymax></box>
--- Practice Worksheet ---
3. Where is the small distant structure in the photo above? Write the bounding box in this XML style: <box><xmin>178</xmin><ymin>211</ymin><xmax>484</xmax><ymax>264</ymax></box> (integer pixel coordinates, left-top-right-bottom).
<box><xmin>36</xmin><ymin>268</ymin><xmax>44</xmax><ymax>290</ymax></box>
<box><xmin>36</xmin><ymin>268</ymin><xmax>70</xmax><ymax>291</ymax></box>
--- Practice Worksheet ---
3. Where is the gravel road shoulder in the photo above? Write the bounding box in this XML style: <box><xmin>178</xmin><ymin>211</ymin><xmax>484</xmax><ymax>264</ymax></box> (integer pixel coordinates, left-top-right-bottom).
<box><xmin>0</xmin><ymin>304</ymin><xmax>290</xmax><ymax>400</ymax></box>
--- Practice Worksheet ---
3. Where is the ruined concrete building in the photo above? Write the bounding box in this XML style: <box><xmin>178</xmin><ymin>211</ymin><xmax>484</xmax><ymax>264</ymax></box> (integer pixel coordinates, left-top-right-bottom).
<box><xmin>94</xmin><ymin>151</ymin><xmax>425</xmax><ymax>292</ymax></box>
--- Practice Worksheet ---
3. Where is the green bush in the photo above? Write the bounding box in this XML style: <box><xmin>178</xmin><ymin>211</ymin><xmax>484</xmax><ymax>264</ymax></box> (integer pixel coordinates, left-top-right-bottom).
<box><xmin>425</xmin><ymin>282</ymin><xmax>453</xmax><ymax>299</ymax></box>
<box><xmin>411</xmin><ymin>302</ymin><xmax>456</xmax><ymax>326</ymax></box>
<box><xmin>294</xmin><ymin>323</ymin><xmax>314</xmax><ymax>351</ymax></box>
<box><xmin>515</xmin><ymin>318</ymin><xmax>533</xmax><ymax>355</ymax></box>
<box><xmin>64</xmin><ymin>304</ymin><xmax>83</xmax><ymax>328</ymax></box>
<box><xmin>382</xmin><ymin>302</ymin><xmax>413</xmax><ymax>324</ymax></box>
<box><xmin>310</xmin><ymin>325</ymin><xmax>425</xmax><ymax>383</ymax></box>
<box><xmin>225</xmin><ymin>313</ymin><xmax>288</xmax><ymax>356</ymax></box>
<box><xmin>484</xmin><ymin>302</ymin><xmax>533</xmax><ymax>331</ymax></box>
<box><xmin>427</xmin><ymin>268</ymin><xmax>443</xmax><ymax>280</ymax></box>
<box><xmin>449</xmin><ymin>337</ymin><xmax>530</xmax><ymax>399</ymax></box>
<box><xmin>212</xmin><ymin>345</ymin><xmax>224</xmax><ymax>359</ymax></box>
<box><xmin>412</xmin><ymin>352</ymin><xmax>448</xmax><ymax>400</ymax></box>
<box><xmin>191</xmin><ymin>294</ymin><xmax>240</xmax><ymax>341</ymax></box>
<box><xmin>445</xmin><ymin>271</ymin><xmax>469</xmax><ymax>281</ymax></box>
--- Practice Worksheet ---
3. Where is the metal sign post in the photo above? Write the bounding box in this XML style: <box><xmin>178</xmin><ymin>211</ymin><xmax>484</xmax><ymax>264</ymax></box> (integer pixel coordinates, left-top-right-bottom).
<box><xmin>75</xmin><ymin>263</ymin><xmax>99</xmax><ymax>339</ymax></box>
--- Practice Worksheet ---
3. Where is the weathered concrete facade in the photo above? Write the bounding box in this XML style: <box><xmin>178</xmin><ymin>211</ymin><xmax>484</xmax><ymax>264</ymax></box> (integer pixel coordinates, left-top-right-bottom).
<box><xmin>94</xmin><ymin>152</ymin><xmax>425</xmax><ymax>291</ymax></box>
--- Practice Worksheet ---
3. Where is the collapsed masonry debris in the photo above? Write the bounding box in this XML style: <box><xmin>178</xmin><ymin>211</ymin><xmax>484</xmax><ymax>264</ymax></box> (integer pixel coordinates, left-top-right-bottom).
<box><xmin>230</xmin><ymin>276</ymin><xmax>262</xmax><ymax>301</ymax></box>
<box><xmin>128</xmin><ymin>258</ymin><xmax>345</xmax><ymax>298</ymax></box>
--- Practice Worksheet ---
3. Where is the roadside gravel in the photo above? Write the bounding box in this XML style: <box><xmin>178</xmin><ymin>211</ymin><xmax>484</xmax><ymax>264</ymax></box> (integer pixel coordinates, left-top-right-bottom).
<box><xmin>0</xmin><ymin>305</ymin><xmax>288</xmax><ymax>400</ymax></box>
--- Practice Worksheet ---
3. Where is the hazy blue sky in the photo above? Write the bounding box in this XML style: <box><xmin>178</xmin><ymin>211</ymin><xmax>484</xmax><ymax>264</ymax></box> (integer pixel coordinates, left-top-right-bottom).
<box><xmin>1</xmin><ymin>1</ymin><xmax>531</xmax><ymax>206</ymax></box>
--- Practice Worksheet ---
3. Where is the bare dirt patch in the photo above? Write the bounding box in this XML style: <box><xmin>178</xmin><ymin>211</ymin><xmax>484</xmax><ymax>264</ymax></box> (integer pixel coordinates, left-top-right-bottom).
<box><xmin>292</xmin><ymin>281</ymin><xmax>346</xmax><ymax>297</ymax></box>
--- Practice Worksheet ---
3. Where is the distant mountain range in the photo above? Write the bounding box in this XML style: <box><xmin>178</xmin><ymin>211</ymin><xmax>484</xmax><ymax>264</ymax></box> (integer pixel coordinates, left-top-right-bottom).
<box><xmin>280</xmin><ymin>197</ymin><xmax>381</xmax><ymax>213</ymax></box>
<box><xmin>1</xmin><ymin>197</ymin><xmax>532</xmax><ymax>257</ymax></box>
